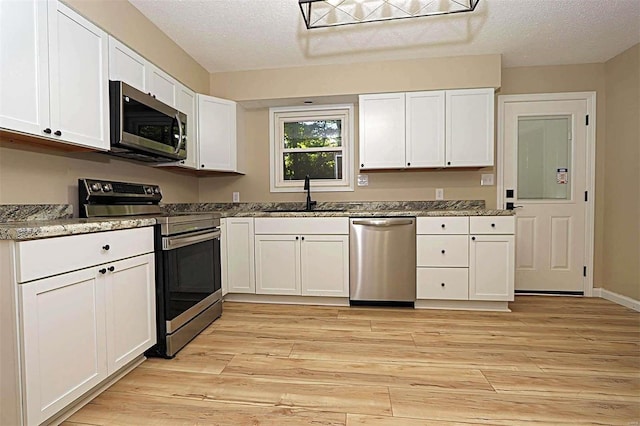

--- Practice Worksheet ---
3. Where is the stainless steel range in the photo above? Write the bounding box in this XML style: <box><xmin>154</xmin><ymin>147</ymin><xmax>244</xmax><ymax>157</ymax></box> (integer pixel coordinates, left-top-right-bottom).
<box><xmin>79</xmin><ymin>178</ymin><xmax>222</xmax><ymax>358</ymax></box>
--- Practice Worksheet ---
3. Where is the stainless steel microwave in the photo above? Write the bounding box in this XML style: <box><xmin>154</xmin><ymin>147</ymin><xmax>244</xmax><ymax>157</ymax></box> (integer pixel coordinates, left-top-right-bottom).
<box><xmin>109</xmin><ymin>81</ymin><xmax>187</xmax><ymax>163</ymax></box>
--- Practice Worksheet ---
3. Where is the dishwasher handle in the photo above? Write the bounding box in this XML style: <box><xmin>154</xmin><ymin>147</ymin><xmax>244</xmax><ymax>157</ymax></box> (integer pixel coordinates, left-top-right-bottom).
<box><xmin>352</xmin><ymin>218</ymin><xmax>414</xmax><ymax>227</ymax></box>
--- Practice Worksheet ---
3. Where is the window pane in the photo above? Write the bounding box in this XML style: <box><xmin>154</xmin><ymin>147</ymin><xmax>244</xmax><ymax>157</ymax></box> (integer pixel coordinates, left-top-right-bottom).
<box><xmin>517</xmin><ymin>116</ymin><xmax>571</xmax><ymax>200</ymax></box>
<box><xmin>284</xmin><ymin>152</ymin><xmax>343</xmax><ymax>180</ymax></box>
<box><xmin>283</xmin><ymin>120</ymin><xmax>342</xmax><ymax>149</ymax></box>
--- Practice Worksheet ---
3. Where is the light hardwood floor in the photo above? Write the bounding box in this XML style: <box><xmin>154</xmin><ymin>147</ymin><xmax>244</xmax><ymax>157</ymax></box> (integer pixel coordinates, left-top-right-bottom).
<box><xmin>65</xmin><ymin>296</ymin><xmax>640</xmax><ymax>425</ymax></box>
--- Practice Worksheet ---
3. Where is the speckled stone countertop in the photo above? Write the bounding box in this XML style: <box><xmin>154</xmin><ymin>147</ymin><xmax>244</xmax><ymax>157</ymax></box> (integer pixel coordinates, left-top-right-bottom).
<box><xmin>0</xmin><ymin>201</ymin><xmax>512</xmax><ymax>240</ymax></box>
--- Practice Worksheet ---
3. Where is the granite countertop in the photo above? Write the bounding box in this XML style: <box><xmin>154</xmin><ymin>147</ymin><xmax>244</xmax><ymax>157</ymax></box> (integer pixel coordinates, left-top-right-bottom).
<box><xmin>0</xmin><ymin>201</ymin><xmax>513</xmax><ymax>240</ymax></box>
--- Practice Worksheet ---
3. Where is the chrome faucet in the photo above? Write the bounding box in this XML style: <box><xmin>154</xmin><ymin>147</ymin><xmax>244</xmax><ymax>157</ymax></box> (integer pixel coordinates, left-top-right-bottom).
<box><xmin>304</xmin><ymin>175</ymin><xmax>316</xmax><ymax>211</ymax></box>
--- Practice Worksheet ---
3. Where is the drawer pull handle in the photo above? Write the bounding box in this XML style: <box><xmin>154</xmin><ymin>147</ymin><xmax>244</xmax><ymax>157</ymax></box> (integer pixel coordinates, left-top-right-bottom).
<box><xmin>441</xmin><ymin>249</ymin><xmax>445</xmax><ymax>254</ymax></box>
<box><xmin>99</xmin><ymin>268</ymin><xmax>107</xmax><ymax>274</ymax></box>
<box><xmin>108</xmin><ymin>266</ymin><xmax>115</xmax><ymax>272</ymax></box>
<box><xmin>491</xmin><ymin>223</ymin><xmax>496</xmax><ymax>228</ymax></box>
<box><xmin>441</xmin><ymin>282</ymin><xmax>445</xmax><ymax>287</ymax></box>
<box><xmin>102</xmin><ymin>244</ymin><xmax>110</xmax><ymax>251</ymax></box>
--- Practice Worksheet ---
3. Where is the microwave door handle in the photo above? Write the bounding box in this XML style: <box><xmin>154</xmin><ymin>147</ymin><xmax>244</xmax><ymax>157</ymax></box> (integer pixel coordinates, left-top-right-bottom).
<box><xmin>174</xmin><ymin>112</ymin><xmax>183</xmax><ymax>154</ymax></box>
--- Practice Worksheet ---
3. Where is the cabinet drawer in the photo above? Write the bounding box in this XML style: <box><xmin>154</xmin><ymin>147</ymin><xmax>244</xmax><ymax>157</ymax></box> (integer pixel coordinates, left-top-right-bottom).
<box><xmin>417</xmin><ymin>217</ymin><xmax>469</xmax><ymax>234</ymax></box>
<box><xmin>417</xmin><ymin>235</ymin><xmax>468</xmax><ymax>267</ymax></box>
<box><xmin>470</xmin><ymin>216</ymin><xmax>515</xmax><ymax>234</ymax></box>
<box><xmin>417</xmin><ymin>268</ymin><xmax>469</xmax><ymax>300</ymax></box>
<box><xmin>254</xmin><ymin>217</ymin><xmax>349</xmax><ymax>235</ymax></box>
<box><xmin>16</xmin><ymin>227</ymin><xmax>154</xmax><ymax>283</ymax></box>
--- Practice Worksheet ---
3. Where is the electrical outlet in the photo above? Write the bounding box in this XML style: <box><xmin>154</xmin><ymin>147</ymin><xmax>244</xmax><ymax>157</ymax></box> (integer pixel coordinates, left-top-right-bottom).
<box><xmin>435</xmin><ymin>188</ymin><xmax>444</xmax><ymax>200</ymax></box>
<box><xmin>357</xmin><ymin>174</ymin><xmax>369</xmax><ymax>186</ymax></box>
<box><xmin>232</xmin><ymin>192</ymin><xmax>240</xmax><ymax>203</ymax></box>
<box><xmin>481</xmin><ymin>174</ymin><xmax>495</xmax><ymax>186</ymax></box>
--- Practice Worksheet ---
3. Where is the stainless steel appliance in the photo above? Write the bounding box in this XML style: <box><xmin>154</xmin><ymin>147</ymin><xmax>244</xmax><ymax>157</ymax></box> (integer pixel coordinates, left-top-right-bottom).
<box><xmin>79</xmin><ymin>178</ymin><xmax>222</xmax><ymax>358</ymax></box>
<box><xmin>349</xmin><ymin>217</ymin><xmax>416</xmax><ymax>305</ymax></box>
<box><xmin>109</xmin><ymin>81</ymin><xmax>187</xmax><ymax>163</ymax></box>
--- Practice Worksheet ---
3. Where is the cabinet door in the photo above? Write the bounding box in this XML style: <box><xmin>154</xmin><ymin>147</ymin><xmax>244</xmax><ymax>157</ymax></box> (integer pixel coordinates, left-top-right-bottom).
<box><xmin>226</xmin><ymin>218</ymin><xmax>255</xmax><ymax>293</ymax></box>
<box><xmin>0</xmin><ymin>0</ymin><xmax>50</xmax><ymax>136</ymax></box>
<box><xmin>108</xmin><ymin>36</ymin><xmax>147</xmax><ymax>92</ymax></box>
<box><xmin>445</xmin><ymin>88</ymin><xmax>494</xmax><ymax>167</ymax></box>
<box><xmin>105</xmin><ymin>254</ymin><xmax>156</xmax><ymax>373</ymax></box>
<box><xmin>147</xmin><ymin>64</ymin><xmax>177</xmax><ymax>107</ymax></box>
<box><xmin>255</xmin><ymin>235</ymin><xmax>301</xmax><ymax>295</ymax></box>
<box><xmin>198</xmin><ymin>94</ymin><xmax>237</xmax><ymax>171</ymax></box>
<box><xmin>19</xmin><ymin>267</ymin><xmax>107</xmax><ymax>425</ymax></box>
<box><xmin>176</xmin><ymin>85</ymin><xmax>198</xmax><ymax>169</ymax></box>
<box><xmin>359</xmin><ymin>93</ymin><xmax>405</xmax><ymax>169</ymax></box>
<box><xmin>301</xmin><ymin>235</ymin><xmax>349</xmax><ymax>297</ymax></box>
<box><xmin>48</xmin><ymin>1</ymin><xmax>109</xmax><ymax>150</ymax></box>
<box><xmin>469</xmin><ymin>235</ymin><xmax>514</xmax><ymax>301</ymax></box>
<box><xmin>406</xmin><ymin>91</ymin><xmax>445</xmax><ymax>168</ymax></box>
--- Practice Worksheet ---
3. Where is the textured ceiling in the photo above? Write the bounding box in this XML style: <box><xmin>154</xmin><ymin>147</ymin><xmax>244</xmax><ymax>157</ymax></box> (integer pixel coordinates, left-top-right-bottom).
<box><xmin>128</xmin><ymin>0</ymin><xmax>640</xmax><ymax>73</ymax></box>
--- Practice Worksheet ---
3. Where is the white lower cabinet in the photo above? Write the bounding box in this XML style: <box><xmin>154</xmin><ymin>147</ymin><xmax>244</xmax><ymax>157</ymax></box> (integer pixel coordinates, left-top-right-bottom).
<box><xmin>254</xmin><ymin>234</ymin><xmax>349</xmax><ymax>297</ymax></box>
<box><xmin>225</xmin><ymin>218</ymin><xmax>256</xmax><ymax>294</ymax></box>
<box><xmin>469</xmin><ymin>234</ymin><xmax>515</xmax><ymax>301</ymax></box>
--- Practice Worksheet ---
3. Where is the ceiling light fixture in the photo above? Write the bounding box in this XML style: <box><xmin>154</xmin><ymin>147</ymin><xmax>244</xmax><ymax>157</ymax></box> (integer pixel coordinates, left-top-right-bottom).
<box><xmin>299</xmin><ymin>0</ymin><xmax>480</xmax><ymax>29</ymax></box>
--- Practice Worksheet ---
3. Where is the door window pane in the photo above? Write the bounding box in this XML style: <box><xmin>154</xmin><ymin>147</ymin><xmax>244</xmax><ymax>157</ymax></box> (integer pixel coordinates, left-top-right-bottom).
<box><xmin>517</xmin><ymin>116</ymin><xmax>571</xmax><ymax>200</ymax></box>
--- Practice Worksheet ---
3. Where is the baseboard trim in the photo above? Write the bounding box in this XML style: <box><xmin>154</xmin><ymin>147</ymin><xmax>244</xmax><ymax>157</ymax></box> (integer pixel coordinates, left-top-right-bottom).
<box><xmin>593</xmin><ymin>288</ymin><xmax>640</xmax><ymax>312</ymax></box>
<box><xmin>415</xmin><ymin>299</ymin><xmax>511</xmax><ymax>312</ymax></box>
<box><xmin>224</xmin><ymin>293</ymin><xmax>350</xmax><ymax>306</ymax></box>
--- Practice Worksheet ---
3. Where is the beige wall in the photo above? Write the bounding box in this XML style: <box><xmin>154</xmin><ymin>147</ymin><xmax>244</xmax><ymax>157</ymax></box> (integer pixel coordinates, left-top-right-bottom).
<box><xmin>602</xmin><ymin>44</ymin><xmax>640</xmax><ymax>300</ymax></box>
<box><xmin>64</xmin><ymin>0</ymin><xmax>209</xmax><ymax>93</ymax></box>
<box><xmin>210</xmin><ymin>54</ymin><xmax>501</xmax><ymax>101</ymax></box>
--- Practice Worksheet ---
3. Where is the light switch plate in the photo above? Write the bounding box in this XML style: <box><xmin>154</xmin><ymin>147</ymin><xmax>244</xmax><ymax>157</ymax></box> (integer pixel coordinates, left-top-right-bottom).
<box><xmin>357</xmin><ymin>174</ymin><xmax>369</xmax><ymax>186</ymax></box>
<box><xmin>435</xmin><ymin>188</ymin><xmax>444</xmax><ymax>200</ymax></box>
<box><xmin>232</xmin><ymin>192</ymin><xmax>240</xmax><ymax>203</ymax></box>
<box><xmin>481</xmin><ymin>174</ymin><xmax>495</xmax><ymax>186</ymax></box>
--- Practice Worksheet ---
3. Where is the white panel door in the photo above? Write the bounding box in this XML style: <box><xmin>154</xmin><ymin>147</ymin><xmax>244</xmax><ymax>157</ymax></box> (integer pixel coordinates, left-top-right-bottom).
<box><xmin>19</xmin><ymin>267</ymin><xmax>107</xmax><ymax>425</ymax></box>
<box><xmin>405</xmin><ymin>91</ymin><xmax>445</xmax><ymax>168</ymax></box>
<box><xmin>176</xmin><ymin>85</ymin><xmax>198</xmax><ymax>169</ymax></box>
<box><xmin>446</xmin><ymin>88</ymin><xmax>494</xmax><ymax>167</ymax></box>
<box><xmin>0</xmin><ymin>0</ymin><xmax>50</xmax><ymax>136</ymax></box>
<box><xmin>301</xmin><ymin>235</ymin><xmax>349</xmax><ymax>297</ymax></box>
<box><xmin>358</xmin><ymin>93</ymin><xmax>405</xmax><ymax>169</ymax></box>
<box><xmin>226</xmin><ymin>218</ymin><xmax>255</xmax><ymax>294</ymax></box>
<box><xmin>48</xmin><ymin>1</ymin><xmax>109</xmax><ymax>150</ymax></box>
<box><xmin>105</xmin><ymin>254</ymin><xmax>156</xmax><ymax>373</ymax></box>
<box><xmin>198</xmin><ymin>94</ymin><xmax>237</xmax><ymax>171</ymax></box>
<box><xmin>147</xmin><ymin>65</ymin><xmax>177</xmax><ymax>107</ymax></box>
<box><xmin>469</xmin><ymin>235</ymin><xmax>514</xmax><ymax>301</ymax></box>
<box><xmin>255</xmin><ymin>235</ymin><xmax>301</xmax><ymax>295</ymax></box>
<box><xmin>502</xmin><ymin>98</ymin><xmax>588</xmax><ymax>292</ymax></box>
<box><xmin>108</xmin><ymin>36</ymin><xmax>147</xmax><ymax>92</ymax></box>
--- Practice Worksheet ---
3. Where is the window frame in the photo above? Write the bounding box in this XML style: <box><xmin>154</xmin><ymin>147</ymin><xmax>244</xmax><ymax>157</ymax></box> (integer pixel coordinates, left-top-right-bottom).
<box><xmin>269</xmin><ymin>104</ymin><xmax>354</xmax><ymax>193</ymax></box>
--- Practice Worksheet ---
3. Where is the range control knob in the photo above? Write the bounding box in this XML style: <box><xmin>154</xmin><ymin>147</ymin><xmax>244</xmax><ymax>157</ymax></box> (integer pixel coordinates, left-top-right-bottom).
<box><xmin>102</xmin><ymin>184</ymin><xmax>112</xmax><ymax>192</ymax></box>
<box><xmin>90</xmin><ymin>183</ymin><xmax>102</xmax><ymax>192</ymax></box>
<box><xmin>153</xmin><ymin>187</ymin><xmax>161</xmax><ymax>195</ymax></box>
<box><xmin>144</xmin><ymin>187</ymin><xmax>153</xmax><ymax>194</ymax></box>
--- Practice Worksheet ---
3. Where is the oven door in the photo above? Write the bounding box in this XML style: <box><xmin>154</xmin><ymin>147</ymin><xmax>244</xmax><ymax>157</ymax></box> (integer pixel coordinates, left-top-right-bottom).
<box><xmin>161</xmin><ymin>229</ymin><xmax>221</xmax><ymax>333</ymax></box>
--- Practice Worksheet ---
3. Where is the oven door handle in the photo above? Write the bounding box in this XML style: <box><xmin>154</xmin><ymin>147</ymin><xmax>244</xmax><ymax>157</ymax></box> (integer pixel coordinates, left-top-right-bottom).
<box><xmin>162</xmin><ymin>229</ymin><xmax>220</xmax><ymax>250</ymax></box>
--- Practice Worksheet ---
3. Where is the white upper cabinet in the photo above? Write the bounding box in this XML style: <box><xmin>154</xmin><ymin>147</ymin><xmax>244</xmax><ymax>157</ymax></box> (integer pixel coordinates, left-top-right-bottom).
<box><xmin>358</xmin><ymin>93</ymin><xmax>405</xmax><ymax>169</ymax></box>
<box><xmin>48</xmin><ymin>1</ymin><xmax>109</xmax><ymax>150</ymax></box>
<box><xmin>198</xmin><ymin>94</ymin><xmax>238</xmax><ymax>172</ymax></box>
<box><xmin>445</xmin><ymin>88</ymin><xmax>494</xmax><ymax>167</ymax></box>
<box><xmin>0</xmin><ymin>0</ymin><xmax>109</xmax><ymax>150</ymax></box>
<box><xmin>108</xmin><ymin>36</ymin><xmax>147</xmax><ymax>92</ymax></box>
<box><xmin>406</xmin><ymin>91</ymin><xmax>445</xmax><ymax>168</ymax></box>
<box><xmin>146</xmin><ymin>64</ymin><xmax>177</xmax><ymax>108</ymax></box>
<box><xmin>0</xmin><ymin>0</ymin><xmax>49</xmax><ymax>136</ymax></box>
<box><xmin>359</xmin><ymin>88</ymin><xmax>494</xmax><ymax>169</ymax></box>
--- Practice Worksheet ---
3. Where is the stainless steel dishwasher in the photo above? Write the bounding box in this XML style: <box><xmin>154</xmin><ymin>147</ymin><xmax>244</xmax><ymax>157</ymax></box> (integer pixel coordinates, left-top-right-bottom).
<box><xmin>349</xmin><ymin>217</ymin><xmax>416</xmax><ymax>304</ymax></box>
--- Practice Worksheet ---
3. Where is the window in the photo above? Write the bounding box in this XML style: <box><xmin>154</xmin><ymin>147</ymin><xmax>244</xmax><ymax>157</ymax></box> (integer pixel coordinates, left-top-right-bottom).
<box><xmin>270</xmin><ymin>105</ymin><xmax>354</xmax><ymax>192</ymax></box>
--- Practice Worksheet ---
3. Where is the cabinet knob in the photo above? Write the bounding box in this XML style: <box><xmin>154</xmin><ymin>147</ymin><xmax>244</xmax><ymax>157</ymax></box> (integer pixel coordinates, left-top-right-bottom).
<box><xmin>108</xmin><ymin>266</ymin><xmax>115</xmax><ymax>272</ymax></box>
<box><xmin>441</xmin><ymin>282</ymin><xmax>445</xmax><ymax>287</ymax></box>
<box><xmin>441</xmin><ymin>249</ymin><xmax>445</xmax><ymax>254</ymax></box>
<box><xmin>43</xmin><ymin>128</ymin><xmax>52</xmax><ymax>134</ymax></box>
<box><xmin>301</xmin><ymin>236</ymin><xmax>305</xmax><ymax>241</ymax></box>
<box><xmin>407</xmin><ymin>162</ymin><xmax>411</xmax><ymax>166</ymax></box>
<box><xmin>447</xmin><ymin>161</ymin><xmax>451</xmax><ymax>165</ymax></box>
<box><xmin>54</xmin><ymin>130</ymin><xmax>62</xmax><ymax>136</ymax></box>
<box><xmin>491</xmin><ymin>223</ymin><xmax>496</xmax><ymax>228</ymax></box>
<box><xmin>99</xmin><ymin>268</ymin><xmax>107</xmax><ymax>274</ymax></box>
<box><xmin>441</xmin><ymin>224</ymin><xmax>445</xmax><ymax>228</ymax></box>
<box><xmin>295</xmin><ymin>236</ymin><xmax>299</xmax><ymax>240</ymax></box>
<box><xmin>361</xmin><ymin>164</ymin><xmax>364</xmax><ymax>167</ymax></box>
<box><xmin>472</xmin><ymin>236</ymin><xmax>476</xmax><ymax>241</ymax></box>
<box><xmin>201</xmin><ymin>164</ymin><xmax>205</xmax><ymax>168</ymax></box>
<box><xmin>102</xmin><ymin>244</ymin><xmax>110</xmax><ymax>251</ymax></box>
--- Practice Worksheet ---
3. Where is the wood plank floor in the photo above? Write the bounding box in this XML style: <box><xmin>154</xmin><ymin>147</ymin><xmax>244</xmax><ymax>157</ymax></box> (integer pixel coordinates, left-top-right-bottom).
<box><xmin>65</xmin><ymin>296</ymin><xmax>640</xmax><ymax>425</ymax></box>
